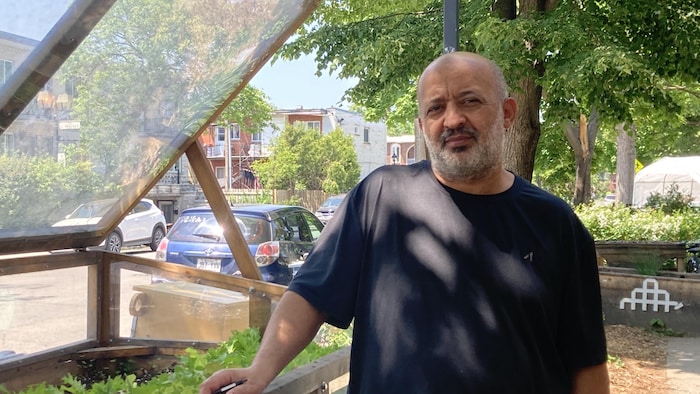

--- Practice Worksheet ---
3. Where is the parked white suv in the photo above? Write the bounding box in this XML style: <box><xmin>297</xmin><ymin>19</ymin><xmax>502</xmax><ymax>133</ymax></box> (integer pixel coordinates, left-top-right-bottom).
<box><xmin>53</xmin><ymin>198</ymin><xmax>167</xmax><ymax>253</ymax></box>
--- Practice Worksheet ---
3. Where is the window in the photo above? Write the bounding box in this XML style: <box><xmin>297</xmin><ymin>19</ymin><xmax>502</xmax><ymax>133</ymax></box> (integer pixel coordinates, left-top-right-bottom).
<box><xmin>294</xmin><ymin>120</ymin><xmax>320</xmax><ymax>131</ymax></box>
<box><xmin>301</xmin><ymin>212</ymin><xmax>323</xmax><ymax>240</ymax></box>
<box><xmin>131</xmin><ymin>201</ymin><xmax>149</xmax><ymax>214</ymax></box>
<box><xmin>215</xmin><ymin>167</ymin><xmax>225</xmax><ymax>178</ymax></box>
<box><xmin>284</xmin><ymin>212</ymin><xmax>312</xmax><ymax>242</ymax></box>
<box><xmin>251</xmin><ymin>131</ymin><xmax>262</xmax><ymax>142</ymax></box>
<box><xmin>1</xmin><ymin>59</ymin><xmax>13</xmax><ymax>85</ymax></box>
<box><xmin>0</xmin><ymin>133</ymin><xmax>14</xmax><ymax>155</ymax></box>
<box><xmin>230</xmin><ymin>123</ymin><xmax>240</xmax><ymax>140</ymax></box>
<box><xmin>273</xmin><ymin>218</ymin><xmax>291</xmax><ymax>241</ymax></box>
<box><xmin>391</xmin><ymin>144</ymin><xmax>401</xmax><ymax>164</ymax></box>
<box><xmin>354</xmin><ymin>126</ymin><xmax>359</xmax><ymax>135</ymax></box>
<box><xmin>216</xmin><ymin>126</ymin><xmax>226</xmax><ymax>142</ymax></box>
<box><xmin>299</xmin><ymin>121</ymin><xmax>320</xmax><ymax>130</ymax></box>
<box><xmin>363</xmin><ymin>127</ymin><xmax>370</xmax><ymax>143</ymax></box>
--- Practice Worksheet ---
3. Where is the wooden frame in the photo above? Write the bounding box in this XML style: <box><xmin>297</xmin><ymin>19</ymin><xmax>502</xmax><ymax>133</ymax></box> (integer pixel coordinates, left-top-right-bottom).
<box><xmin>0</xmin><ymin>251</ymin><xmax>349</xmax><ymax>392</ymax></box>
<box><xmin>0</xmin><ymin>250</ymin><xmax>287</xmax><ymax>390</ymax></box>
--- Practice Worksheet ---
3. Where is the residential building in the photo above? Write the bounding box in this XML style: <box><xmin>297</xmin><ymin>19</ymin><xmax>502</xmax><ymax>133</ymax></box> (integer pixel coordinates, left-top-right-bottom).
<box><xmin>387</xmin><ymin>135</ymin><xmax>416</xmax><ymax>165</ymax></box>
<box><xmin>193</xmin><ymin>107</ymin><xmax>387</xmax><ymax>193</ymax></box>
<box><xmin>198</xmin><ymin>123</ymin><xmax>267</xmax><ymax>190</ymax></box>
<box><xmin>1</xmin><ymin>31</ymin><xmax>79</xmax><ymax>159</ymax></box>
<box><xmin>267</xmin><ymin>107</ymin><xmax>387</xmax><ymax>180</ymax></box>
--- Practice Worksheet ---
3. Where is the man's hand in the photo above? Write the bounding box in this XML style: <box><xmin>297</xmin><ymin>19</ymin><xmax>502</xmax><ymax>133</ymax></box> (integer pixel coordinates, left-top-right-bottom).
<box><xmin>199</xmin><ymin>367</ymin><xmax>267</xmax><ymax>394</ymax></box>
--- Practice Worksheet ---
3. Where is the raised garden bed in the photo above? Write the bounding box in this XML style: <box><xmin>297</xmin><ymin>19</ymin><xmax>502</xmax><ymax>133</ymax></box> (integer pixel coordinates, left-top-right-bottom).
<box><xmin>599</xmin><ymin>266</ymin><xmax>700</xmax><ymax>336</ymax></box>
<box><xmin>595</xmin><ymin>240</ymin><xmax>687</xmax><ymax>272</ymax></box>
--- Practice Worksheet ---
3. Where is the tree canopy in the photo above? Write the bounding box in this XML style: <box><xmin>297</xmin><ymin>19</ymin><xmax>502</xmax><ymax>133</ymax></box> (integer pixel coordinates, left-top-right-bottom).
<box><xmin>217</xmin><ymin>85</ymin><xmax>274</xmax><ymax>135</ymax></box>
<box><xmin>61</xmin><ymin>0</ymin><xmax>279</xmax><ymax>186</ymax></box>
<box><xmin>276</xmin><ymin>0</ymin><xmax>700</xmax><ymax>196</ymax></box>
<box><xmin>252</xmin><ymin>124</ymin><xmax>360</xmax><ymax>194</ymax></box>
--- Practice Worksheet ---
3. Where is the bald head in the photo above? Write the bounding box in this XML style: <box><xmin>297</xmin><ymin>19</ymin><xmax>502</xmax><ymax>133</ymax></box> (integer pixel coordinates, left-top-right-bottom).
<box><xmin>417</xmin><ymin>52</ymin><xmax>509</xmax><ymax>114</ymax></box>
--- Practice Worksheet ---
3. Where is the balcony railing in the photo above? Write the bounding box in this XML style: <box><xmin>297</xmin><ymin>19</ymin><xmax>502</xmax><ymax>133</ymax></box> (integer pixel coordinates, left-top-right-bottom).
<box><xmin>205</xmin><ymin>145</ymin><xmax>225</xmax><ymax>157</ymax></box>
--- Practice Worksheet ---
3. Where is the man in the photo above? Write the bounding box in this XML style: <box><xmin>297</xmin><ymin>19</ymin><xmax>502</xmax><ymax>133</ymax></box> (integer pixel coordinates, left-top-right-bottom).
<box><xmin>200</xmin><ymin>52</ymin><xmax>609</xmax><ymax>393</ymax></box>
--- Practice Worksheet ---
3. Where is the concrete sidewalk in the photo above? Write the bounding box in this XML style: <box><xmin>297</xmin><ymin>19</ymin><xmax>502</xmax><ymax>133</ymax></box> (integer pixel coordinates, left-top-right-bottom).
<box><xmin>666</xmin><ymin>337</ymin><xmax>700</xmax><ymax>393</ymax></box>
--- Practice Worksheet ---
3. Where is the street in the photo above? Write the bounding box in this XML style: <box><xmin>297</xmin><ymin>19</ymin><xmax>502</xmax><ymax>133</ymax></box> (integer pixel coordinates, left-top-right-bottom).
<box><xmin>0</xmin><ymin>247</ymin><xmax>154</xmax><ymax>356</ymax></box>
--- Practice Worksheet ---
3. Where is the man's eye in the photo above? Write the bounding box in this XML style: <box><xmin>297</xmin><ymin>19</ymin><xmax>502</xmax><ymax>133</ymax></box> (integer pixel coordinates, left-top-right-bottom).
<box><xmin>427</xmin><ymin>105</ymin><xmax>442</xmax><ymax>114</ymax></box>
<box><xmin>462</xmin><ymin>98</ymin><xmax>481</xmax><ymax>107</ymax></box>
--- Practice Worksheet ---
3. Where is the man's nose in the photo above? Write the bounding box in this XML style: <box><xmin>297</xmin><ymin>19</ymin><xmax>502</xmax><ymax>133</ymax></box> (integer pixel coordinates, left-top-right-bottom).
<box><xmin>443</xmin><ymin>102</ymin><xmax>467</xmax><ymax>130</ymax></box>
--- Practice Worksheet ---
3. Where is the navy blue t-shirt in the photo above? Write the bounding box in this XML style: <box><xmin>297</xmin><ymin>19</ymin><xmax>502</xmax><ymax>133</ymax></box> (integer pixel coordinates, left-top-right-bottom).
<box><xmin>288</xmin><ymin>161</ymin><xmax>607</xmax><ymax>393</ymax></box>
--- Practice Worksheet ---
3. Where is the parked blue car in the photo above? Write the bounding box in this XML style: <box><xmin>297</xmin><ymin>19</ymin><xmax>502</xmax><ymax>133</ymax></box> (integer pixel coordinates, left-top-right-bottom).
<box><xmin>155</xmin><ymin>204</ymin><xmax>324</xmax><ymax>285</ymax></box>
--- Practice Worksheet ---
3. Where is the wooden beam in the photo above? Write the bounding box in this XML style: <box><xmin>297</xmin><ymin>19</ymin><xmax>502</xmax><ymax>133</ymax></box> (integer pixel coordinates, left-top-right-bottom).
<box><xmin>112</xmin><ymin>256</ymin><xmax>286</xmax><ymax>299</ymax></box>
<box><xmin>185</xmin><ymin>139</ymin><xmax>262</xmax><ymax>281</ymax></box>
<box><xmin>73</xmin><ymin>345</ymin><xmax>157</xmax><ymax>360</ymax></box>
<box><xmin>264</xmin><ymin>347</ymin><xmax>350</xmax><ymax>394</ymax></box>
<box><xmin>186</xmin><ymin>139</ymin><xmax>270</xmax><ymax>331</ymax></box>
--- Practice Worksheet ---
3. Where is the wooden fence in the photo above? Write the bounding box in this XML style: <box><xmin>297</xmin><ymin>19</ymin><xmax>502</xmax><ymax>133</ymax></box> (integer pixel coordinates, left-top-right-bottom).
<box><xmin>224</xmin><ymin>189</ymin><xmax>328</xmax><ymax>212</ymax></box>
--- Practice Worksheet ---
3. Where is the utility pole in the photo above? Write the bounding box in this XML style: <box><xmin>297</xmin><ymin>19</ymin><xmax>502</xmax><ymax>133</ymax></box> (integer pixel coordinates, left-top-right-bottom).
<box><xmin>416</xmin><ymin>0</ymin><xmax>460</xmax><ymax>161</ymax></box>
<box><xmin>225</xmin><ymin>125</ymin><xmax>231</xmax><ymax>191</ymax></box>
<box><xmin>443</xmin><ymin>0</ymin><xmax>459</xmax><ymax>53</ymax></box>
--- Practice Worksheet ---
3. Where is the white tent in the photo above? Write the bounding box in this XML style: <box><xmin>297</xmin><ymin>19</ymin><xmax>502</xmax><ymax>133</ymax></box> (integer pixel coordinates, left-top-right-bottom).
<box><xmin>633</xmin><ymin>156</ymin><xmax>700</xmax><ymax>207</ymax></box>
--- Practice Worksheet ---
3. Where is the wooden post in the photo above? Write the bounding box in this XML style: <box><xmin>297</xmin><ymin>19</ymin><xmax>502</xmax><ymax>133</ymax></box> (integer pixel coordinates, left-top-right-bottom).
<box><xmin>186</xmin><ymin>139</ymin><xmax>271</xmax><ymax>331</ymax></box>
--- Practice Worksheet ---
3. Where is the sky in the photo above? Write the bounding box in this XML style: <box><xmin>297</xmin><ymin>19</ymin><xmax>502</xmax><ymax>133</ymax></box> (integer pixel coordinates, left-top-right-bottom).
<box><xmin>4</xmin><ymin>0</ymin><xmax>355</xmax><ymax>112</ymax></box>
<box><xmin>251</xmin><ymin>56</ymin><xmax>357</xmax><ymax>110</ymax></box>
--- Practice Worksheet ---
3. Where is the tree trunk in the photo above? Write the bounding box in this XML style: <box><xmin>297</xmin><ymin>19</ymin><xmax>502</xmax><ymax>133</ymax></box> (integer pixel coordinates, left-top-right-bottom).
<box><xmin>505</xmin><ymin>77</ymin><xmax>542</xmax><ymax>181</ymax></box>
<box><xmin>498</xmin><ymin>0</ymin><xmax>555</xmax><ymax>181</ymax></box>
<box><xmin>615</xmin><ymin>123</ymin><xmax>636</xmax><ymax>205</ymax></box>
<box><xmin>564</xmin><ymin>108</ymin><xmax>599</xmax><ymax>205</ymax></box>
<box><xmin>492</xmin><ymin>0</ymin><xmax>516</xmax><ymax>20</ymax></box>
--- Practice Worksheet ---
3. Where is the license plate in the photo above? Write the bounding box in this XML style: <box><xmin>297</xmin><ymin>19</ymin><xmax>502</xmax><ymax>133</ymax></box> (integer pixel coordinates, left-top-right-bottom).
<box><xmin>289</xmin><ymin>262</ymin><xmax>303</xmax><ymax>276</ymax></box>
<box><xmin>196</xmin><ymin>258</ymin><xmax>221</xmax><ymax>272</ymax></box>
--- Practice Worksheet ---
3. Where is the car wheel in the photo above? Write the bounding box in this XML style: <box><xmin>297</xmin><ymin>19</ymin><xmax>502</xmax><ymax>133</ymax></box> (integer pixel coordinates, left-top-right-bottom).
<box><xmin>150</xmin><ymin>226</ymin><xmax>165</xmax><ymax>251</ymax></box>
<box><xmin>104</xmin><ymin>231</ymin><xmax>122</xmax><ymax>253</ymax></box>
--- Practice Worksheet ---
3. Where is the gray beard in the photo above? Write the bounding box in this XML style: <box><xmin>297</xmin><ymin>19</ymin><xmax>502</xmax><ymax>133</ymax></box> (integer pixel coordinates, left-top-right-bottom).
<box><xmin>425</xmin><ymin>122</ymin><xmax>504</xmax><ymax>182</ymax></box>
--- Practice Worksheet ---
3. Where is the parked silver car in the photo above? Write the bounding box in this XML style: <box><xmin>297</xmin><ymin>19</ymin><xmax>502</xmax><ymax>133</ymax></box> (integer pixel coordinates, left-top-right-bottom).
<box><xmin>314</xmin><ymin>194</ymin><xmax>347</xmax><ymax>225</ymax></box>
<box><xmin>53</xmin><ymin>198</ymin><xmax>167</xmax><ymax>253</ymax></box>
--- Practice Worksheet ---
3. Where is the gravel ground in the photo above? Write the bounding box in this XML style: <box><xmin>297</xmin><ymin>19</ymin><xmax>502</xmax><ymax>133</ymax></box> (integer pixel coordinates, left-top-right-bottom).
<box><xmin>606</xmin><ymin>324</ymin><xmax>669</xmax><ymax>393</ymax></box>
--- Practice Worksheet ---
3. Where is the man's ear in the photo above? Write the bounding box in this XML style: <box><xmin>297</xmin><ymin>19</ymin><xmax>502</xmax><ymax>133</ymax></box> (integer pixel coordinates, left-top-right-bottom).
<box><xmin>502</xmin><ymin>97</ymin><xmax>517</xmax><ymax>129</ymax></box>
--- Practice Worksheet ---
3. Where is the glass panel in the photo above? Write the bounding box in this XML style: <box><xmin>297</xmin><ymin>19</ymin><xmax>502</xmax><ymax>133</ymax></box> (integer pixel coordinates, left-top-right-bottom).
<box><xmin>118</xmin><ymin>266</ymin><xmax>152</xmax><ymax>338</ymax></box>
<box><xmin>0</xmin><ymin>0</ymin><xmax>311</xmax><ymax>252</ymax></box>
<box><xmin>2</xmin><ymin>1</ymin><xmax>74</xmax><ymax>43</ymax></box>
<box><xmin>118</xmin><ymin>267</ymin><xmax>256</xmax><ymax>342</ymax></box>
<box><xmin>0</xmin><ymin>266</ymin><xmax>89</xmax><ymax>355</ymax></box>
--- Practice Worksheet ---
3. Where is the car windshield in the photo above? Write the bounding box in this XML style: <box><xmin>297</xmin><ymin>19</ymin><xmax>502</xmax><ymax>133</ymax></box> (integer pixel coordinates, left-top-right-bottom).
<box><xmin>321</xmin><ymin>196</ymin><xmax>345</xmax><ymax>207</ymax></box>
<box><xmin>168</xmin><ymin>213</ymin><xmax>269</xmax><ymax>244</ymax></box>
<box><xmin>66</xmin><ymin>200</ymin><xmax>115</xmax><ymax>219</ymax></box>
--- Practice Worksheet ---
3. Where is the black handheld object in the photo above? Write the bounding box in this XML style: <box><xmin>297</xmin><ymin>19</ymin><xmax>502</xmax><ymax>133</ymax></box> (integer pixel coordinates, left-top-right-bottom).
<box><xmin>213</xmin><ymin>378</ymin><xmax>248</xmax><ymax>394</ymax></box>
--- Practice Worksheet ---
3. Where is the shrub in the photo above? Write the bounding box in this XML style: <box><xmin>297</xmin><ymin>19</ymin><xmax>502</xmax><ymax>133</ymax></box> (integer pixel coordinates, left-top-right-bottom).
<box><xmin>575</xmin><ymin>204</ymin><xmax>700</xmax><ymax>242</ymax></box>
<box><xmin>644</xmin><ymin>184</ymin><xmax>694</xmax><ymax>215</ymax></box>
<box><xmin>633</xmin><ymin>253</ymin><xmax>663</xmax><ymax>276</ymax></box>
